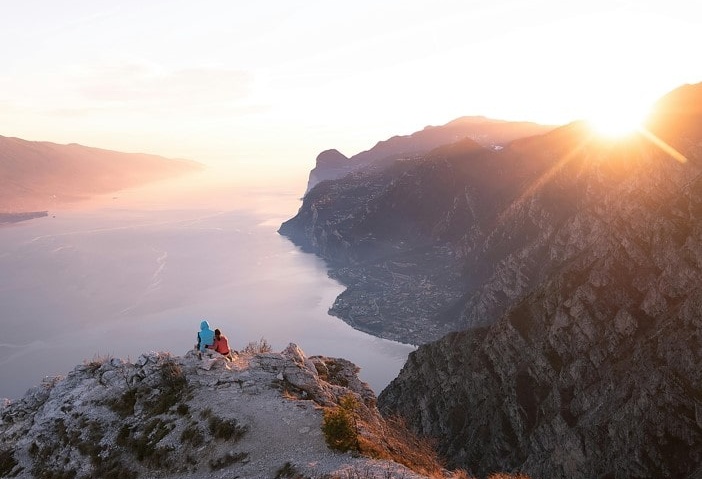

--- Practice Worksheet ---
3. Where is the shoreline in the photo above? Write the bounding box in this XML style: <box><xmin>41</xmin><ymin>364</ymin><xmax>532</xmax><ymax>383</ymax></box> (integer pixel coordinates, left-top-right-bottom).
<box><xmin>0</xmin><ymin>211</ymin><xmax>49</xmax><ymax>225</ymax></box>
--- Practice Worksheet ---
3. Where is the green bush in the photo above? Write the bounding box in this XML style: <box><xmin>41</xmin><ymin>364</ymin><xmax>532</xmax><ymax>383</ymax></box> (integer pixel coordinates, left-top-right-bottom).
<box><xmin>0</xmin><ymin>448</ymin><xmax>18</xmax><ymax>477</ymax></box>
<box><xmin>209</xmin><ymin>451</ymin><xmax>248</xmax><ymax>471</ymax></box>
<box><xmin>180</xmin><ymin>423</ymin><xmax>204</xmax><ymax>447</ymax></box>
<box><xmin>208</xmin><ymin>416</ymin><xmax>248</xmax><ymax>441</ymax></box>
<box><xmin>108</xmin><ymin>388</ymin><xmax>137</xmax><ymax>417</ymax></box>
<box><xmin>322</xmin><ymin>395</ymin><xmax>360</xmax><ymax>452</ymax></box>
<box><xmin>119</xmin><ymin>418</ymin><xmax>175</xmax><ymax>469</ymax></box>
<box><xmin>148</xmin><ymin>359</ymin><xmax>188</xmax><ymax>415</ymax></box>
<box><xmin>275</xmin><ymin>461</ymin><xmax>310</xmax><ymax>478</ymax></box>
<box><xmin>89</xmin><ymin>451</ymin><xmax>138</xmax><ymax>479</ymax></box>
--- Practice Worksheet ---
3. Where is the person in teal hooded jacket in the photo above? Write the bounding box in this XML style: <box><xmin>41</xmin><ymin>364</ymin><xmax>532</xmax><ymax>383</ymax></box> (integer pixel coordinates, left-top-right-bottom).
<box><xmin>196</xmin><ymin>320</ymin><xmax>215</xmax><ymax>353</ymax></box>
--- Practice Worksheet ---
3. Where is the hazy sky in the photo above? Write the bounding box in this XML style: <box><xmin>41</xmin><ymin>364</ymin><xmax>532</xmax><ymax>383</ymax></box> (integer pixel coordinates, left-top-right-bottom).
<box><xmin>1</xmin><ymin>0</ymin><xmax>700</xmax><ymax>184</ymax></box>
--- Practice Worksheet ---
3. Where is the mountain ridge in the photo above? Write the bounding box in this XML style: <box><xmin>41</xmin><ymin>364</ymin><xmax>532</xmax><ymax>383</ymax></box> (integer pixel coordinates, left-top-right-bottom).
<box><xmin>0</xmin><ymin>135</ymin><xmax>203</xmax><ymax>214</ymax></box>
<box><xmin>304</xmin><ymin>116</ymin><xmax>555</xmax><ymax>193</ymax></box>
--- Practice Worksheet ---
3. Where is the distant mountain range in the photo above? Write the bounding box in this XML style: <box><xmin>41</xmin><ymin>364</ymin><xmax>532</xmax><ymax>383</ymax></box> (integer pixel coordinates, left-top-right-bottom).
<box><xmin>0</xmin><ymin>136</ymin><xmax>203</xmax><ymax>214</ymax></box>
<box><xmin>281</xmin><ymin>81</ymin><xmax>702</xmax><ymax>477</ymax></box>
<box><xmin>305</xmin><ymin>116</ymin><xmax>555</xmax><ymax>193</ymax></box>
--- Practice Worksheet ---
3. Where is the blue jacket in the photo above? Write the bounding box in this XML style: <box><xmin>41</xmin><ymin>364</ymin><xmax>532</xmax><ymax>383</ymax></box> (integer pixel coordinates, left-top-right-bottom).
<box><xmin>198</xmin><ymin>320</ymin><xmax>215</xmax><ymax>352</ymax></box>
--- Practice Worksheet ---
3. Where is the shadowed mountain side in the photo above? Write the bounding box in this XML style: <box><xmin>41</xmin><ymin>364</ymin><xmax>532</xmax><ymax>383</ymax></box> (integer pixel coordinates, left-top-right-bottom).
<box><xmin>0</xmin><ymin>136</ymin><xmax>204</xmax><ymax>213</ymax></box>
<box><xmin>280</xmin><ymin>124</ymin><xmax>602</xmax><ymax>343</ymax></box>
<box><xmin>305</xmin><ymin>116</ymin><xmax>556</xmax><ymax>193</ymax></box>
<box><xmin>377</xmin><ymin>82</ymin><xmax>702</xmax><ymax>477</ymax></box>
<box><xmin>280</xmin><ymin>82</ymin><xmax>702</xmax><ymax>348</ymax></box>
<box><xmin>282</xmin><ymin>138</ymin><xmax>510</xmax><ymax>342</ymax></box>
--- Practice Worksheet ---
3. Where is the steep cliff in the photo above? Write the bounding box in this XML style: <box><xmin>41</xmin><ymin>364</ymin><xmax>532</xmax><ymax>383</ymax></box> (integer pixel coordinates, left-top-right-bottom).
<box><xmin>281</xmin><ymin>83</ymin><xmax>702</xmax><ymax>348</ymax></box>
<box><xmin>282</xmin><ymin>139</ymin><xmax>499</xmax><ymax>343</ymax></box>
<box><xmin>280</xmin><ymin>124</ymin><xmax>604</xmax><ymax>343</ymax></box>
<box><xmin>305</xmin><ymin>149</ymin><xmax>350</xmax><ymax>193</ymax></box>
<box><xmin>378</xmin><ymin>82</ymin><xmax>702</xmax><ymax>477</ymax></box>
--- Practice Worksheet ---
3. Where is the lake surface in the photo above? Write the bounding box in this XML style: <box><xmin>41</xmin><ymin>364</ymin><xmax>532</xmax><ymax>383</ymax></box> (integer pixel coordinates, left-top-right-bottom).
<box><xmin>0</xmin><ymin>171</ymin><xmax>415</xmax><ymax>399</ymax></box>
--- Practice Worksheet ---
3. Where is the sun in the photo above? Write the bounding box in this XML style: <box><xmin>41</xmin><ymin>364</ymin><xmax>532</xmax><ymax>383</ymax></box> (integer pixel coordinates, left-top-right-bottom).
<box><xmin>584</xmin><ymin>99</ymin><xmax>651</xmax><ymax>139</ymax></box>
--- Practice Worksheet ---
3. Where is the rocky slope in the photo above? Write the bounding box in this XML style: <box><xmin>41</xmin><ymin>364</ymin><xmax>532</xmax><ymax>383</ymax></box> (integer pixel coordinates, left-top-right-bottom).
<box><xmin>377</xmin><ymin>82</ymin><xmax>702</xmax><ymax>477</ymax></box>
<box><xmin>0</xmin><ymin>136</ymin><xmax>203</xmax><ymax>213</ymax></box>
<box><xmin>280</xmin><ymin>83</ymin><xmax>702</xmax><ymax>347</ymax></box>
<box><xmin>304</xmin><ymin>116</ymin><xmax>554</xmax><ymax>193</ymax></box>
<box><xmin>0</xmin><ymin>344</ymin><xmax>452</xmax><ymax>479</ymax></box>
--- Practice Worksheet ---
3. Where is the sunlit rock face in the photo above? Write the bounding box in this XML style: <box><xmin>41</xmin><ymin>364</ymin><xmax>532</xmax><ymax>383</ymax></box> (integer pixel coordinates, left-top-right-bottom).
<box><xmin>379</xmin><ymin>82</ymin><xmax>702</xmax><ymax>478</ymax></box>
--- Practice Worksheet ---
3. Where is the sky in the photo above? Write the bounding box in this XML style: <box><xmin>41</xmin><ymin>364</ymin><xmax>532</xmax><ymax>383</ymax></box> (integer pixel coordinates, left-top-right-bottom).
<box><xmin>1</xmin><ymin>0</ymin><xmax>701</xmax><ymax>186</ymax></box>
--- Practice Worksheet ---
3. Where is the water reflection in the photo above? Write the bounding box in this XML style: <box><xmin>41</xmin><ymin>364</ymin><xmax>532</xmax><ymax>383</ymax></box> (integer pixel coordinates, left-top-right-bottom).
<box><xmin>0</xmin><ymin>171</ymin><xmax>415</xmax><ymax>399</ymax></box>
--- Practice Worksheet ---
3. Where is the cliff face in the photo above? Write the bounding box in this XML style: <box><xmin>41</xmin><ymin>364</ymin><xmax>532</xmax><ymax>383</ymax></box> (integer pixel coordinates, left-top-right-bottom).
<box><xmin>280</xmin><ymin>126</ymin><xmax>603</xmax><ymax>343</ymax></box>
<box><xmin>305</xmin><ymin>149</ymin><xmax>351</xmax><ymax>194</ymax></box>
<box><xmin>280</xmin><ymin>83</ymin><xmax>702</xmax><ymax>347</ymax></box>
<box><xmin>0</xmin><ymin>345</ymin><xmax>439</xmax><ymax>479</ymax></box>
<box><xmin>282</xmin><ymin>139</ymin><xmax>498</xmax><ymax>343</ymax></box>
<box><xmin>378</xmin><ymin>82</ymin><xmax>702</xmax><ymax>478</ymax></box>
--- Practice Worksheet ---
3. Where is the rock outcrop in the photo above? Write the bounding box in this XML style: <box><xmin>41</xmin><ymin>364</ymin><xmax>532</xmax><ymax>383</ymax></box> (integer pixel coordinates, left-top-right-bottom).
<box><xmin>0</xmin><ymin>345</ymin><xmax>445</xmax><ymax>479</ymax></box>
<box><xmin>305</xmin><ymin>149</ymin><xmax>351</xmax><ymax>194</ymax></box>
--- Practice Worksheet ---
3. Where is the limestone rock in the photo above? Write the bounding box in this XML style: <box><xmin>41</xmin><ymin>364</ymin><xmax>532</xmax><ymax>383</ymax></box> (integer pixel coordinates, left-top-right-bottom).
<box><xmin>0</xmin><ymin>345</ymin><xmax>434</xmax><ymax>479</ymax></box>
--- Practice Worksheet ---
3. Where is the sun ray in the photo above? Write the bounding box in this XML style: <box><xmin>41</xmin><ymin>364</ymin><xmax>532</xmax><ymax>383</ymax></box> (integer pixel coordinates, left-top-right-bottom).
<box><xmin>637</xmin><ymin>127</ymin><xmax>688</xmax><ymax>164</ymax></box>
<box><xmin>498</xmin><ymin>124</ymin><xmax>690</xmax><ymax>232</ymax></box>
<box><xmin>497</xmin><ymin>137</ymin><xmax>590</xmax><ymax>225</ymax></box>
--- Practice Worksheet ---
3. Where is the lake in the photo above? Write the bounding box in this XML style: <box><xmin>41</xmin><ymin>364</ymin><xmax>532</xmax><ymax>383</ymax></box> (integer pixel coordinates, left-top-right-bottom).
<box><xmin>0</xmin><ymin>170</ymin><xmax>415</xmax><ymax>400</ymax></box>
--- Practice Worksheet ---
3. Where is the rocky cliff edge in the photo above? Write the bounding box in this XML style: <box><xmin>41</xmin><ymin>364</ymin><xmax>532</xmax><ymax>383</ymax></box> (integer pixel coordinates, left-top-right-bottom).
<box><xmin>0</xmin><ymin>344</ymin><xmax>450</xmax><ymax>479</ymax></box>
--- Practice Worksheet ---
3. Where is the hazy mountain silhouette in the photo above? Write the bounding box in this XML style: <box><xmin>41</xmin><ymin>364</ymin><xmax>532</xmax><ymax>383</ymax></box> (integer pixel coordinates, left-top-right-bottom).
<box><xmin>305</xmin><ymin>116</ymin><xmax>555</xmax><ymax>192</ymax></box>
<box><xmin>0</xmin><ymin>136</ymin><xmax>203</xmax><ymax>214</ymax></box>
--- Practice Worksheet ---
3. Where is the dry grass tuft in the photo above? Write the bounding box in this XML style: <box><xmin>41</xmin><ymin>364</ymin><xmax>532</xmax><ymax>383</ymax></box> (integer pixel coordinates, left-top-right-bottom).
<box><xmin>358</xmin><ymin>414</ymin><xmax>444</xmax><ymax>477</ymax></box>
<box><xmin>242</xmin><ymin>337</ymin><xmax>273</xmax><ymax>354</ymax></box>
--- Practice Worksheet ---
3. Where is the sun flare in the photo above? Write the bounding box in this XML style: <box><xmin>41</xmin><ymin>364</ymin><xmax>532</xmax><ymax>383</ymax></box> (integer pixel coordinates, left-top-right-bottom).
<box><xmin>584</xmin><ymin>101</ymin><xmax>651</xmax><ymax>139</ymax></box>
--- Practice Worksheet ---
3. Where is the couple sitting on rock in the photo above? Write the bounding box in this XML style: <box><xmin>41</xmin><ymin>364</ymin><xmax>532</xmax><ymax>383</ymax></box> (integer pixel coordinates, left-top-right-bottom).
<box><xmin>196</xmin><ymin>320</ymin><xmax>235</xmax><ymax>361</ymax></box>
